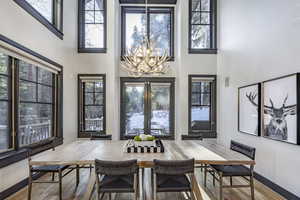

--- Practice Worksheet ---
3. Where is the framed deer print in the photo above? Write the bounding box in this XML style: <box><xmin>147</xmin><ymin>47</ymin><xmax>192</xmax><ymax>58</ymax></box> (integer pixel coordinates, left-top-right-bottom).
<box><xmin>262</xmin><ymin>73</ymin><xmax>300</xmax><ymax>145</ymax></box>
<box><xmin>238</xmin><ymin>83</ymin><xmax>261</xmax><ymax>136</ymax></box>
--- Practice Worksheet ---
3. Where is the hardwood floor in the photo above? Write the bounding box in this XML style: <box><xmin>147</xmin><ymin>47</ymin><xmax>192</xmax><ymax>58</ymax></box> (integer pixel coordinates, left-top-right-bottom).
<box><xmin>7</xmin><ymin>167</ymin><xmax>285</xmax><ymax>200</ymax></box>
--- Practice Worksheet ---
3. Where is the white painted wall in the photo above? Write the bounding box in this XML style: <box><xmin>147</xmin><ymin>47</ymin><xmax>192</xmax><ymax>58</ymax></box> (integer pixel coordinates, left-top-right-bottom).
<box><xmin>0</xmin><ymin>0</ymin><xmax>217</xmax><ymax>192</ymax></box>
<box><xmin>217</xmin><ymin>0</ymin><xmax>300</xmax><ymax>196</ymax></box>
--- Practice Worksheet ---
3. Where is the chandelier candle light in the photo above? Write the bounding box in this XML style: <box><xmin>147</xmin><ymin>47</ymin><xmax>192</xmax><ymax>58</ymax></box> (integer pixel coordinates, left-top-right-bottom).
<box><xmin>121</xmin><ymin>0</ymin><xmax>170</xmax><ymax>77</ymax></box>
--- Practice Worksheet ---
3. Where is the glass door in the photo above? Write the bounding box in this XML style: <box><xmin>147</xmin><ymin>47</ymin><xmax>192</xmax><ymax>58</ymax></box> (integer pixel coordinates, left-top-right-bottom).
<box><xmin>120</xmin><ymin>78</ymin><xmax>175</xmax><ymax>139</ymax></box>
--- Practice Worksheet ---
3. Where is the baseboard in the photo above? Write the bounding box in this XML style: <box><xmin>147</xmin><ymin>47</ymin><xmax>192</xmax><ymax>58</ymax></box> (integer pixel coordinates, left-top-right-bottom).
<box><xmin>0</xmin><ymin>172</ymin><xmax>45</xmax><ymax>200</ymax></box>
<box><xmin>254</xmin><ymin>172</ymin><xmax>300</xmax><ymax>200</ymax></box>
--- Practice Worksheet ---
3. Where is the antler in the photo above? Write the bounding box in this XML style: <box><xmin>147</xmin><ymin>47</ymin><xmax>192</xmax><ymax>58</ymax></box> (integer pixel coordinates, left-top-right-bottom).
<box><xmin>281</xmin><ymin>94</ymin><xmax>297</xmax><ymax>116</ymax></box>
<box><xmin>246</xmin><ymin>92</ymin><xmax>258</xmax><ymax>107</ymax></box>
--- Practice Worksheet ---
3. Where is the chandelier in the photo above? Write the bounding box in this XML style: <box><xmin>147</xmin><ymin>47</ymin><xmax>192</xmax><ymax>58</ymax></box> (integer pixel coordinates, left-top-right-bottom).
<box><xmin>121</xmin><ymin>0</ymin><xmax>170</xmax><ymax>77</ymax></box>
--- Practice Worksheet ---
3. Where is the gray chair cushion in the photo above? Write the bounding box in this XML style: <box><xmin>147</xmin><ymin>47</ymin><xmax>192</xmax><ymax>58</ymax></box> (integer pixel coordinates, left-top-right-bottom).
<box><xmin>99</xmin><ymin>175</ymin><xmax>134</xmax><ymax>193</ymax></box>
<box><xmin>32</xmin><ymin>165</ymin><xmax>69</xmax><ymax>172</ymax></box>
<box><xmin>156</xmin><ymin>174</ymin><xmax>191</xmax><ymax>192</ymax></box>
<box><xmin>210</xmin><ymin>165</ymin><xmax>251</xmax><ymax>177</ymax></box>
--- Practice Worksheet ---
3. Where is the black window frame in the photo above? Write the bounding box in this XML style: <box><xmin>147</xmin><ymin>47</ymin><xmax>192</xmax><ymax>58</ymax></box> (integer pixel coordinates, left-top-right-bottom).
<box><xmin>78</xmin><ymin>0</ymin><xmax>107</xmax><ymax>53</ymax></box>
<box><xmin>121</xmin><ymin>6</ymin><xmax>175</xmax><ymax>61</ymax></box>
<box><xmin>120</xmin><ymin>77</ymin><xmax>175</xmax><ymax>140</ymax></box>
<box><xmin>0</xmin><ymin>34</ymin><xmax>63</xmax><ymax>169</ymax></box>
<box><xmin>13</xmin><ymin>0</ymin><xmax>64</xmax><ymax>40</ymax></box>
<box><xmin>188</xmin><ymin>75</ymin><xmax>217</xmax><ymax>138</ymax></box>
<box><xmin>78</xmin><ymin>74</ymin><xmax>106</xmax><ymax>138</ymax></box>
<box><xmin>188</xmin><ymin>0</ymin><xmax>217</xmax><ymax>54</ymax></box>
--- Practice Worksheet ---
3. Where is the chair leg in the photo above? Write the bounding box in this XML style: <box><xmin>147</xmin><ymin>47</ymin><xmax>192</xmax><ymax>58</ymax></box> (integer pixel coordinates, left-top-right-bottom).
<box><xmin>76</xmin><ymin>165</ymin><xmax>80</xmax><ymax>186</ymax></box>
<box><xmin>230</xmin><ymin>176</ymin><xmax>233</xmax><ymax>186</ymax></box>
<box><xmin>250</xmin><ymin>175</ymin><xmax>255</xmax><ymax>200</ymax></box>
<box><xmin>27</xmin><ymin>169</ymin><xmax>32</xmax><ymax>200</ymax></box>
<box><xmin>219</xmin><ymin>173</ymin><xmax>223</xmax><ymax>200</ymax></box>
<box><xmin>52</xmin><ymin>172</ymin><xmax>55</xmax><ymax>181</ymax></box>
<box><xmin>213</xmin><ymin>171</ymin><xmax>216</xmax><ymax>186</ymax></box>
<box><xmin>108</xmin><ymin>193</ymin><xmax>112</xmax><ymax>200</ymax></box>
<box><xmin>90</xmin><ymin>164</ymin><xmax>92</xmax><ymax>173</ymax></box>
<box><xmin>58</xmin><ymin>169</ymin><xmax>62</xmax><ymax>200</ymax></box>
<box><xmin>204</xmin><ymin>165</ymin><xmax>207</xmax><ymax>187</ymax></box>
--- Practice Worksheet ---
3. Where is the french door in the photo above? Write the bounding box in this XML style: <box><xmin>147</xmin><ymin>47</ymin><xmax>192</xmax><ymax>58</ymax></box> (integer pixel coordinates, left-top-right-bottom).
<box><xmin>120</xmin><ymin>77</ymin><xmax>175</xmax><ymax>139</ymax></box>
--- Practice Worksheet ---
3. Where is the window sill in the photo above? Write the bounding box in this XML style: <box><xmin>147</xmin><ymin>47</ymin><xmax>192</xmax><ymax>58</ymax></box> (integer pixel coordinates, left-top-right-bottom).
<box><xmin>0</xmin><ymin>137</ymin><xmax>63</xmax><ymax>169</ymax></box>
<box><xmin>188</xmin><ymin>49</ymin><xmax>218</xmax><ymax>54</ymax></box>
<box><xmin>78</xmin><ymin>48</ymin><xmax>107</xmax><ymax>53</ymax></box>
<box><xmin>13</xmin><ymin>0</ymin><xmax>63</xmax><ymax>40</ymax></box>
<box><xmin>188</xmin><ymin>131</ymin><xmax>217</xmax><ymax>138</ymax></box>
<box><xmin>181</xmin><ymin>134</ymin><xmax>203</xmax><ymax>140</ymax></box>
<box><xmin>120</xmin><ymin>56</ymin><xmax>175</xmax><ymax>62</ymax></box>
<box><xmin>121</xmin><ymin>135</ymin><xmax>175</xmax><ymax>140</ymax></box>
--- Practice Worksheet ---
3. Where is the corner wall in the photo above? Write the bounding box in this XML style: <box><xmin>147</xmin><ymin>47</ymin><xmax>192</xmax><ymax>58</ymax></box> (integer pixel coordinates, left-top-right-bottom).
<box><xmin>217</xmin><ymin>0</ymin><xmax>300</xmax><ymax>197</ymax></box>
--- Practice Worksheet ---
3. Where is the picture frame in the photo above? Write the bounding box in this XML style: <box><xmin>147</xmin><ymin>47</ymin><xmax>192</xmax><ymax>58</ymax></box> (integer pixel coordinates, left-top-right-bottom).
<box><xmin>262</xmin><ymin>73</ymin><xmax>300</xmax><ymax>145</ymax></box>
<box><xmin>238</xmin><ymin>83</ymin><xmax>261</xmax><ymax>136</ymax></box>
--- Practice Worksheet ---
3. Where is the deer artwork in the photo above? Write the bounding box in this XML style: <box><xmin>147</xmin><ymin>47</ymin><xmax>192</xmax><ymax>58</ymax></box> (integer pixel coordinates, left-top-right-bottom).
<box><xmin>246</xmin><ymin>92</ymin><xmax>297</xmax><ymax>141</ymax></box>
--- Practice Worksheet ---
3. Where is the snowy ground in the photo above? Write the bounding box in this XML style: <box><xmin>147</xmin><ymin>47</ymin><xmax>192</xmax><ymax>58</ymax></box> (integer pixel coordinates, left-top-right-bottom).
<box><xmin>126</xmin><ymin>108</ymin><xmax>209</xmax><ymax>135</ymax></box>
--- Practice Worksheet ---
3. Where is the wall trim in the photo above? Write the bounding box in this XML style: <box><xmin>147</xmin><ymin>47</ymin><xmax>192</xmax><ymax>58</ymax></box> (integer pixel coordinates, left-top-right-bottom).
<box><xmin>254</xmin><ymin>172</ymin><xmax>300</xmax><ymax>200</ymax></box>
<box><xmin>0</xmin><ymin>172</ymin><xmax>45</xmax><ymax>200</ymax></box>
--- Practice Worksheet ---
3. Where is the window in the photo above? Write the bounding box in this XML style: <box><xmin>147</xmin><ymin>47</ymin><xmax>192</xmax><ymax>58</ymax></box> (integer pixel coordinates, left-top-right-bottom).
<box><xmin>18</xmin><ymin>61</ymin><xmax>54</xmax><ymax>147</ymax></box>
<box><xmin>189</xmin><ymin>0</ymin><xmax>217</xmax><ymax>54</ymax></box>
<box><xmin>121</xmin><ymin>7</ymin><xmax>174</xmax><ymax>59</ymax></box>
<box><xmin>120</xmin><ymin>77</ymin><xmax>175</xmax><ymax>139</ymax></box>
<box><xmin>78</xmin><ymin>74</ymin><xmax>106</xmax><ymax>137</ymax></box>
<box><xmin>189</xmin><ymin>75</ymin><xmax>216</xmax><ymax>138</ymax></box>
<box><xmin>14</xmin><ymin>0</ymin><xmax>63</xmax><ymax>39</ymax></box>
<box><xmin>0</xmin><ymin>54</ymin><xmax>12</xmax><ymax>152</ymax></box>
<box><xmin>0</xmin><ymin>34</ymin><xmax>63</xmax><ymax>168</ymax></box>
<box><xmin>78</xmin><ymin>0</ymin><xmax>107</xmax><ymax>53</ymax></box>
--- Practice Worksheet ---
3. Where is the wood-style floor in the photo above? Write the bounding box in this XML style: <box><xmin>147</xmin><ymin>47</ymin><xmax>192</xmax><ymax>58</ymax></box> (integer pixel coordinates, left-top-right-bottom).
<box><xmin>8</xmin><ymin>168</ymin><xmax>285</xmax><ymax>200</ymax></box>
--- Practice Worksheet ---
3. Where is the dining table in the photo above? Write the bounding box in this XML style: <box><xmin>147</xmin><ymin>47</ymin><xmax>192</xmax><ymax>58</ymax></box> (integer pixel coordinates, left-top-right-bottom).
<box><xmin>29</xmin><ymin>139</ymin><xmax>255</xmax><ymax>200</ymax></box>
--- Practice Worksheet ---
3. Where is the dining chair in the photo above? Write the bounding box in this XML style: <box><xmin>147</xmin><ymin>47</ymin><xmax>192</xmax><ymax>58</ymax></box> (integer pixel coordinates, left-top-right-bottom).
<box><xmin>153</xmin><ymin>159</ymin><xmax>195</xmax><ymax>200</ymax></box>
<box><xmin>204</xmin><ymin>140</ymin><xmax>256</xmax><ymax>200</ymax></box>
<box><xmin>27</xmin><ymin>144</ymin><xmax>74</xmax><ymax>200</ymax></box>
<box><xmin>94</xmin><ymin>159</ymin><xmax>139</xmax><ymax>200</ymax></box>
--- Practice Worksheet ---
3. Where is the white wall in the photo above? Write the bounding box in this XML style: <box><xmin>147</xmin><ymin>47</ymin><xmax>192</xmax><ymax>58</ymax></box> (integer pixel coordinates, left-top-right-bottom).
<box><xmin>0</xmin><ymin>0</ymin><xmax>217</xmax><ymax>192</ymax></box>
<box><xmin>217</xmin><ymin>0</ymin><xmax>300</xmax><ymax>196</ymax></box>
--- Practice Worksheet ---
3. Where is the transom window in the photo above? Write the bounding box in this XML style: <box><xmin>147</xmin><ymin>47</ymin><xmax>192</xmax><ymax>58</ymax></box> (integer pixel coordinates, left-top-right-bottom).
<box><xmin>78</xmin><ymin>75</ymin><xmax>106</xmax><ymax>137</ymax></box>
<box><xmin>189</xmin><ymin>75</ymin><xmax>217</xmax><ymax>138</ymax></box>
<box><xmin>78</xmin><ymin>0</ymin><xmax>107</xmax><ymax>53</ymax></box>
<box><xmin>14</xmin><ymin>0</ymin><xmax>63</xmax><ymax>39</ymax></box>
<box><xmin>189</xmin><ymin>0</ymin><xmax>217</xmax><ymax>53</ymax></box>
<box><xmin>121</xmin><ymin>7</ymin><xmax>174</xmax><ymax>59</ymax></box>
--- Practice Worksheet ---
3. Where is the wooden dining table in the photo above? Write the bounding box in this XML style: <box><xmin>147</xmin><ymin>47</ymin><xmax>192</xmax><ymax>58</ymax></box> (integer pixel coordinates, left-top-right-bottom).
<box><xmin>29</xmin><ymin>139</ymin><xmax>255</xmax><ymax>200</ymax></box>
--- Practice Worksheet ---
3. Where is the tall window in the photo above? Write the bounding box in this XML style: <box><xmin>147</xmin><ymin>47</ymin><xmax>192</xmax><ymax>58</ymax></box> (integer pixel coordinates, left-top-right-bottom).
<box><xmin>18</xmin><ymin>61</ymin><xmax>54</xmax><ymax>146</ymax></box>
<box><xmin>0</xmin><ymin>35</ymin><xmax>63</xmax><ymax>168</ymax></box>
<box><xmin>0</xmin><ymin>54</ymin><xmax>11</xmax><ymax>152</ymax></box>
<box><xmin>14</xmin><ymin>0</ymin><xmax>63</xmax><ymax>39</ymax></box>
<box><xmin>189</xmin><ymin>75</ymin><xmax>216</xmax><ymax>138</ymax></box>
<box><xmin>121</xmin><ymin>7</ymin><xmax>174</xmax><ymax>59</ymax></box>
<box><xmin>78</xmin><ymin>75</ymin><xmax>106</xmax><ymax>137</ymax></box>
<box><xmin>189</xmin><ymin>0</ymin><xmax>217</xmax><ymax>54</ymax></box>
<box><xmin>78</xmin><ymin>0</ymin><xmax>107</xmax><ymax>53</ymax></box>
<box><xmin>120</xmin><ymin>78</ymin><xmax>175</xmax><ymax>139</ymax></box>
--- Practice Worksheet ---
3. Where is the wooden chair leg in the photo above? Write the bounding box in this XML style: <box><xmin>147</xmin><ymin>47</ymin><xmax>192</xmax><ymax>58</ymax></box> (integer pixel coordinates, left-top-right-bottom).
<box><xmin>59</xmin><ymin>169</ymin><xmax>62</xmax><ymax>200</ymax></box>
<box><xmin>204</xmin><ymin>165</ymin><xmax>207</xmax><ymax>187</ymax></box>
<box><xmin>213</xmin><ymin>171</ymin><xmax>216</xmax><ymax>186</ymax></box>
<box><xmin>90</xmin><ymin>164</ymin><xmax>92</xmax><ymax>173</ymax></box>
<box><xmin>250</xmin><ymin>175</ymin><xmax>255</xmax><ymax>200</ymax></box>
<box><xmin>108</xmin><ymin>193</ymin><xmax>112</xmax><ymax>200</ymax></box>
<box><xmin>219</xmin><ymin>173</ymin><xmax>223</xmax><ymax>200</ymax></box>
<box><xmin>230</xmin><ymin>176</ymin><xmax>233</xmax><ymax>186</ymax></box>
<box><xmin>27</xmin><ymin>169</ymin><xmax>32</xmax><ymax>200</ymax></box>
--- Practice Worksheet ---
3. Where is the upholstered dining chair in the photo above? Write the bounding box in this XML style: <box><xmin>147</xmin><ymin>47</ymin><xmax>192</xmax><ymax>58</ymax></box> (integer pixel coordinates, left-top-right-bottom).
<box><xmin>153</xmin><ymin>159</ymin><xmax>195</xmax><ymax>200</ymax></box>
<box><xmin>27</xmin><ymin>143</ymin><xmax>74</xmax><ymax>200</ymax></box>
<box><xmin>204</xmin><ymin>140</ymin><xmax>256</xmax><ymax>200</ymax></box>
<box><xmin>94</xmin><ymin>159</ymin><xmax>139</xmax><ymax>200</ymax></box>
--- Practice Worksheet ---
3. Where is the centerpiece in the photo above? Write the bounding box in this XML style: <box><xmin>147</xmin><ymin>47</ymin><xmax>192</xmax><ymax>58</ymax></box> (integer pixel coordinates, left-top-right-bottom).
<box><xmin>124</xmin><ymin>134</ymin><xmax>164</xmax><ymax>153</ymax></box>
